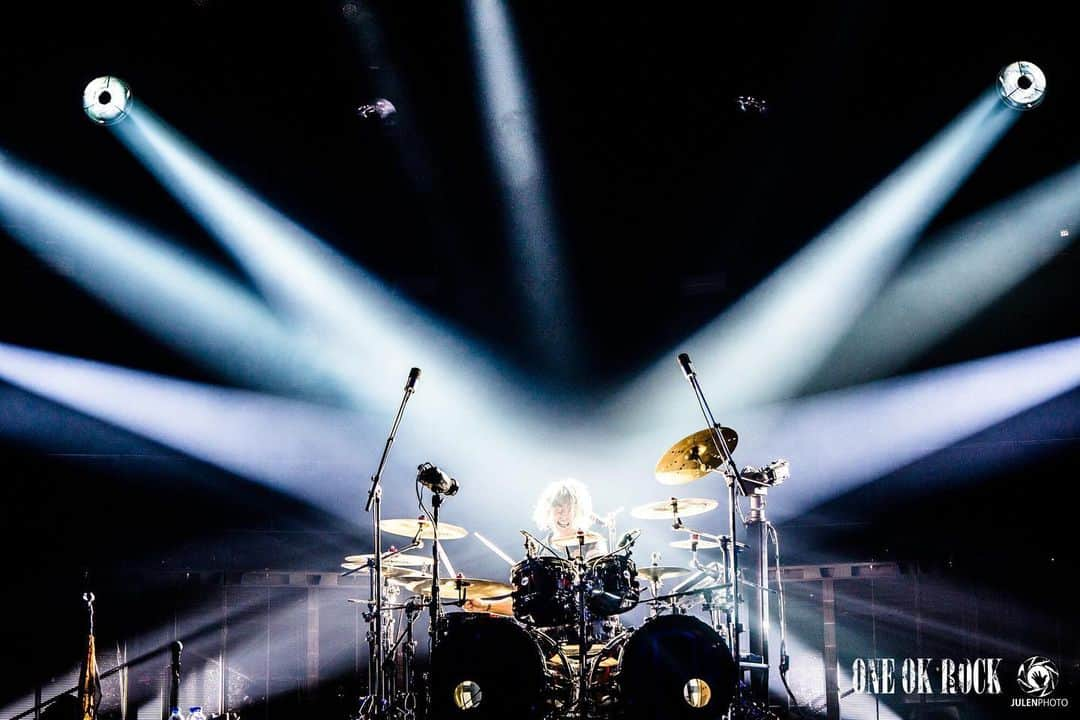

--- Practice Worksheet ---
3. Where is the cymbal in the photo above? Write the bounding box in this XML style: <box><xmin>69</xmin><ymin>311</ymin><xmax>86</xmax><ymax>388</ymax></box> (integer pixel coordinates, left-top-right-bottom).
<box><xmin>341</xmin><ymin>567</ymin><xmax>432</xmax><ymax>592</ymax></box>
<box><xmin>655</xmin><ymin>426</ymin><xmax>738</xmax><ymax>485</ymax></box>
<box><xmin>407</xmin><ymin>576</ymin><xmax>514</xmax><ymax>599</ymax></box>
<box><xmin>669</xmin><ymin>538</ymin><xmax>722</xmax><ymax>549</ymax></box>
<box><xmin>631</xmin><ymin>497</ymin><xmax>718</xmax><ymax>520</ymax></box>
<box><xmin>637</xmin><ymin>565</ymin><xmax>692</xmax><ymax>583</ymax></box>
<box><xmin>550</xmin><ymin>531</ymin><xmax>606</xmax><ymax>548</ymax></box>
<box><xmin>343</xmin><ymin>552</ymin><xmax>433</xmax><ymax>568</ymax></box>
<box><xmin>381</xmin><ymin>517</ymin><xmax>468</xmax><ymax>540</ymax></box>
<box><xmin>669</xmin><ymin>536</ymin><xmax>748</xmax><ymax>552</ymax></box>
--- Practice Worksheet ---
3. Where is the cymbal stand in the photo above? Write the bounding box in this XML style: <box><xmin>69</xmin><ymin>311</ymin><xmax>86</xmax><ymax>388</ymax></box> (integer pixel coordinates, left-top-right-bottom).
<box><xmin>388</xmin><ymin>598</ymin><xmax>422</xmax><ymax>719</ymax></box>
<box><xmin>574</xmin><ymin>531</ymin><xmax>590</xmax><ymax>715</ymax></box>
<box><xmin>361</xmin><ymin>368</ymin><xmax>420</xmax><ymax>720</ymax></box>
<box><xmin>676</xmin><ymin>353</ymin><xmax>749</xmax><ymax>693</ymax></box>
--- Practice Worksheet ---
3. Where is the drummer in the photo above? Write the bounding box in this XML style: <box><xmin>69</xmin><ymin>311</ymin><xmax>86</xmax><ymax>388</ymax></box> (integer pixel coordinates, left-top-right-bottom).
<box><xmin>464</xmin><ymin>477</ymin><xmax>607</xmax><ymax>614</ymax></box>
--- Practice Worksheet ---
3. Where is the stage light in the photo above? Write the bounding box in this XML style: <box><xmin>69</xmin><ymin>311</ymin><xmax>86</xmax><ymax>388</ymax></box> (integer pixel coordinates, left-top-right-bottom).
<box><xmin>82</xmin><ymin>76</ymin><xmax>133</xmax><ymax>125</ymax></box>
<box><xmin>0</xmin><ymin>148</ymin><xmax>346</xmax><ymax>402</ymax></box>
<box><xmin>998</xmin><ymin>61</ymin><xmax>1047</xmax><ymax>110</ymax></box>
<box><xmin>466</xmin><ymin>0</ymin><xmax>578</xmax><ymax>370</ymax></box>
<box><xmin>607</xmin><ymin>90</ymin><xmax>1017</xmax><ymax>430</ymax></box>
<box><xmin>808</xmin><ymin>161</ymin><xmax>1080</xmax><ymax>387</ymax></box>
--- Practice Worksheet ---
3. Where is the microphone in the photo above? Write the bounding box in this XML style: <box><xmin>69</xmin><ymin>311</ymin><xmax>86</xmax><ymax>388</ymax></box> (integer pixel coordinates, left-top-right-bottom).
<box><xmin>616</xmin><ymin>529</ymin><xmax>641</xmax><ymax>550</ymax></box>
<box><xmin>677</xmin><ymin>352</ymin><xmax>695</xmax><ymax>380</ymax></box>
<box><xmin>404</xmin><ymin>367</ymin><xmax>421</xmax><ymax>393</ymax></box>
<box><xmin>416</xmin><ymin>462</ymin><xmax>458</xmax><ymax>496</ymax></box>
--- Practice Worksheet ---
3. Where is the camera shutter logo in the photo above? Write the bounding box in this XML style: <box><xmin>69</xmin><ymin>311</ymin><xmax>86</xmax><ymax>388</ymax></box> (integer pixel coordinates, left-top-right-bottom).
<box><xmin>1017</xmin><ymin>657</ymin><xmax>1059</xmax><ymax>698</ymax></box>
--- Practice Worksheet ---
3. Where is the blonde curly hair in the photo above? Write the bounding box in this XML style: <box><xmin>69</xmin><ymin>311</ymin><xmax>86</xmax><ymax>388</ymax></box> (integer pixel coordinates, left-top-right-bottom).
<box><xmin>532</xmin><ymin>478</ymin><xmax>594</xmax><ymax>533</ymax></box>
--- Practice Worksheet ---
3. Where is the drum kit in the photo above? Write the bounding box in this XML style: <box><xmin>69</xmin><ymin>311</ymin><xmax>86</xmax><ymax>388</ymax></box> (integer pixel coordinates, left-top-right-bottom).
<box><xmin>349</xmin><ymin>358</ymin><xmax>792</xmax><ymax>719</ymax></box>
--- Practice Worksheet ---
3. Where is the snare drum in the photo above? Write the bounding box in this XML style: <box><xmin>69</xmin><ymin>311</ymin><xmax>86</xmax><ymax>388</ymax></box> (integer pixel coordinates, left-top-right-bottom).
<box><xmin>511</xmin><ymin>556</ymin><xmax>577</xmax><ymax>626</ymax></box>
<box><xmin>430</xmin><ymin>613</ymin><xmax>571</xmax><ymax>719</ymax></box>
<box><xmin>585</xmin><ymin>554</ymin><xmax>640</xmax><ymax>616</ymax></box>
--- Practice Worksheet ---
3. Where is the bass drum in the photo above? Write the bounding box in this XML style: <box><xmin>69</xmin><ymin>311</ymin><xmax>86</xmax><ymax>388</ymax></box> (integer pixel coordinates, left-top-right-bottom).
<box><xmin>592</xmin><ymin>614</ymin><xmax>737</xmax><ymax>719</ymax></box>
<box><xmin>430</xmin><ymin>613</ymin><xmax>572</xmax><ymax>719</ymax></box>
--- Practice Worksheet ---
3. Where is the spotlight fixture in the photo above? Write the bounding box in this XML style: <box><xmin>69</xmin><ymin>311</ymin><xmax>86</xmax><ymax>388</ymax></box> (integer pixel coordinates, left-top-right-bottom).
<box><xmin>997</xmin><ymin>61</ymin><xmax>1046</xmax><ymax>110</ymax></box>
<box><xmin>82</xmin><ymin>76</ymin><xmax>133</xmax><ymax>125</ymax></box>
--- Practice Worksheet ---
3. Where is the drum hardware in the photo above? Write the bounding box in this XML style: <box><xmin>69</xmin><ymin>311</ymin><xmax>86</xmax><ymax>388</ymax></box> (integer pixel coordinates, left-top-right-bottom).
<box><xmin>739</xmin><ymin>459</ymin><xmax>788</xmax><ymax>705</ymax></box>
<box><xmin>520</xmin><ymin>528</ymin><xmax>561</xmax><ymax>558</ymax></box>
<box><xmin>590</xmin><ymin>506</ymin><xmax>624</xmax><ymax>551</ymax></box>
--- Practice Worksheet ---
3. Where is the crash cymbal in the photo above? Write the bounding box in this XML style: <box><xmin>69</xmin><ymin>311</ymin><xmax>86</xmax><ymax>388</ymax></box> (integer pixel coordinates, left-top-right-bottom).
<box><xmin>550</xmin><ymin>531</ymin><xmax>606</xmax><ymax>548</ymax></box>
<box><xmin>637</xmin><ymin>565</ymin><xmax>692</xmax><ymax>583</ymax></box>
<box><xmin>631</xmin><ymin>497</ymin><xmax>718</xmax><ymax>520</ymax></box>
<box><xmin>407</xmin><ymin>576</ymin><xmax>514</xmax><ymax>599</ymax></box>
<box><xmin>381</xmin><ymin>517</ymin><xmax>468</xmax><ymax>540</ymax></box>
<box><xmin>655</xmin><ymin>426</ymin><xmax>738</xmax><ymax>485</ymax></box>
<box><xmin>343</xmin><ymin>552</ymin><xmax>433</xmax><ymax>568</ymax></box>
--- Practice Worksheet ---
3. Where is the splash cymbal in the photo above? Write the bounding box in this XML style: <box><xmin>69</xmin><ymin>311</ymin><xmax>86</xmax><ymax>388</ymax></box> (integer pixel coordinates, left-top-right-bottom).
<box><xmin>381</xmin><ymin>517</ymin><xmax>468</xmax><ymax>540</ymax></box>
<box><xmin>655</xmin><ymin>426</ymin><xmax>738</xmax><ymax>484</ymax></box>
<box><xmin>631</xmin><ymin>497</ymin><xmax>718</xmax><ymax>520</ymax></box>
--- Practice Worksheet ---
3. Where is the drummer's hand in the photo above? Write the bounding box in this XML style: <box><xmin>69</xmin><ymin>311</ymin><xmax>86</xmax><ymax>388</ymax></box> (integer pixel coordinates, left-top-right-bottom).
<box><xmin>462</xmin><ymin>598</ymin><xmax>493</xmax><ymax>613</ymax></box>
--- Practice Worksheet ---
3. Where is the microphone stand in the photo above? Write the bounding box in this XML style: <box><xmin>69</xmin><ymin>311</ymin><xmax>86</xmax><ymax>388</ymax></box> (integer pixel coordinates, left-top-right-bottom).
<box><xmin>362</xmin><ymin>368</ymin><xmax>419</xmax><ymax>719</ymax></box>
<box><xmin>677</xmin><ymin>355</ymin><xmax>748</xmax><ymax>688</ymax></box>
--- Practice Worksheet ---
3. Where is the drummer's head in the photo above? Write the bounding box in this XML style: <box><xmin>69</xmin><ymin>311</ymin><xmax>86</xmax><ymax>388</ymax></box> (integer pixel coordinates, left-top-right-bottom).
<box><xmin>532</xmin><ymin>478</ymin><xmax>594</xmax><ymax>534</ymax></box>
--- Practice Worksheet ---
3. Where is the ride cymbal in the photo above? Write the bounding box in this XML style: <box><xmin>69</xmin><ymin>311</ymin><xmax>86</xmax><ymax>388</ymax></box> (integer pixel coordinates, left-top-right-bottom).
<box><xmin>655</xmin><ymin>426</ymin><xmax>738</xmax><ymax>485</ymax></box>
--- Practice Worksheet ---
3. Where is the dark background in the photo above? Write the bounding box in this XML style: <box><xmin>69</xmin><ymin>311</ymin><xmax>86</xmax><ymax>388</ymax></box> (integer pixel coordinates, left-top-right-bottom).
<box><xmin>1</xmin><ymin>2</ymin><xmax>1077</xmax><ymax>717</ymax></box>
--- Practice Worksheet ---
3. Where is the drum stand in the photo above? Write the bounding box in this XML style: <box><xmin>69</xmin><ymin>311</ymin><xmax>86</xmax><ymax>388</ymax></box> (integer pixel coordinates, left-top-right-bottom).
<box><xmin>573</xmin><ymin>532</ymin><xmax>590</xmax><ymax>717</ymax></box>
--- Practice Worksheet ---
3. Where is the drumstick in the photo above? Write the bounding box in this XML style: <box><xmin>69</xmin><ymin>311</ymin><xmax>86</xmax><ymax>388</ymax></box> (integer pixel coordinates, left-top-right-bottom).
<box><xmin>437</xmin><ymin>541</ymin><xmax>457</xmax><ymax>578</ymax></box>
<box><xmin>473</xmin><ymin>532</ymin><xmax>515</xmax><ymax>566</ymax></box>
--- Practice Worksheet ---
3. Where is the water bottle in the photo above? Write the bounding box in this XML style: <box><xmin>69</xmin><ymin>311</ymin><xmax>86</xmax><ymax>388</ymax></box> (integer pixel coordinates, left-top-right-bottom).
<box><xmin>168</xmin><ymin>709</ymin><xmax>184</xmax><ymax>720</ymax></box>
<box><xmin>188</xmin><ymin>707</ymin><xmax>207</xmax><ymax>720</ymax></box>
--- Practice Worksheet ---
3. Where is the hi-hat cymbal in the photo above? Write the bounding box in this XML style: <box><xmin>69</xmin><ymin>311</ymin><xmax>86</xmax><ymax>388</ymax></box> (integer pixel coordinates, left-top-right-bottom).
<box><xmin>637</xmin><ymin>565</ymin><xmax>692</xmax><ymax>583</ymax></box>
<box><xmin>343</xmin><ymin>552</ymin><xmax>433</xmax><ymax>568</ymax></box>
<box><xmin>381</xmin><ymin>517</ymin><xmax>468</xmax><ymax>540</ymax></box>
<box><xmin>655</xmin><ymin>426</ymin><xmax>738</xmax><ymax>485</ymax></box>
<box><xmin>407</xmin><ymin>576</ymin><xmax>514</xmax><ymax>599</ymax></box>
<box><xmin>631</xmin><ymin>497</ymin><xmax>718</xmax><ymax>520</ymax></box>
<box><xmin>550</xmin><ymin>531</ymin><xmax>606</xmax><ymax>548</ymax></box>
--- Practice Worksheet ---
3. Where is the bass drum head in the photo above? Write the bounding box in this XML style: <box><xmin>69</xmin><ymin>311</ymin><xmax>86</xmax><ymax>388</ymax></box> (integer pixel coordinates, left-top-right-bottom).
<box><xmin>431</xmin><ymin>613</ymin><xmax>553</xmax><ymax>719</ymax></box>
<box><xmin>618</xmin><ymin>614</ymin><xmax>737</xmax><ymax>719</ymax></box>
